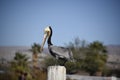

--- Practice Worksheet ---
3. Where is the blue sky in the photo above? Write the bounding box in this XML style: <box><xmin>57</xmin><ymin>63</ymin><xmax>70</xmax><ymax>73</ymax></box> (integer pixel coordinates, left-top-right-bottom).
<box><xmin>0</xmin><ymin>0</ymin><xmax>120</xmax><ymax>46</ymax></box>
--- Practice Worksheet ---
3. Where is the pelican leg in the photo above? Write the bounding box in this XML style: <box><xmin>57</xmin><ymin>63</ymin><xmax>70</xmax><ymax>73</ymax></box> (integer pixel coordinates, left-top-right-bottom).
<box><xmin>55</xmin><ymin>56</ymin><xmax>59</xmax><ymax>65</ymax></box>
<box><xmin>62</xmin><ymin>59</ymin><xmax>67</xmax><ymax>66</ymax></box>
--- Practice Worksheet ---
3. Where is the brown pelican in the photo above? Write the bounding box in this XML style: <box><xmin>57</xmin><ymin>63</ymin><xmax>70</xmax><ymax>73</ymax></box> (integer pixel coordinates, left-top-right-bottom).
<box><xmin>40</xmin><ymin>26</ymin><xmax>74</xmax><ymax>65</ymax></box>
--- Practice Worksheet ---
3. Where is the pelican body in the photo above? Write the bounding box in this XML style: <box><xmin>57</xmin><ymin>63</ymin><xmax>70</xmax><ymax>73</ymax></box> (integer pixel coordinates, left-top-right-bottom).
<box><xmin>41</xmin><ymin>26</ymin><xmax>74</xmax><ymax>65</ymax></box>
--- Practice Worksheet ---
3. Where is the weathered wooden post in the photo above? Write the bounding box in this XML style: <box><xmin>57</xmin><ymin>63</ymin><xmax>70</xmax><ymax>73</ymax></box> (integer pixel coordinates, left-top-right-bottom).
<box><xmin>47</xmin><ymin>66</ymin><xmax>66</xmax><ymax>80</ymax></box>
<box><xmin>111</xmin><ymin>76</ymin><xmax>117</xmax><ymax>80</ymax></box>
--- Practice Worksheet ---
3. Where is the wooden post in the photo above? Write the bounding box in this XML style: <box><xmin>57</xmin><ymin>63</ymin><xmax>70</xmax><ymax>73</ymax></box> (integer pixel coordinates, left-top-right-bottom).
<box><xmin>47</xmin><ymin>66</ymin><xmax>66</xmax><ymax>80</ymax></box>
<box><xmin>111</xmin><ymin>76</ymin><xmax>117</xmax><ymax>80</ymax></box>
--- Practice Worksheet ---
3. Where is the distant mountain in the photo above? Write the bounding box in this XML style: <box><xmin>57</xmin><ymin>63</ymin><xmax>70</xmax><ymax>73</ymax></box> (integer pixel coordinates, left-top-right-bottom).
<box><xmin>0</xmin><ymin>45</ymin><xmax>120</xmax><ymax>61</ymax></box>
<box><xmin>106</xmin><ymin>45</ymin><xmax>120</xmax><ymax>55</ymax></box>
<box><xmin>0</xmin><ymin>46</ymin><xmax>31</xmax><ymax>61</ymax></box>
<box><xmin>0</xmin><ymin>46</ymin><xmax>50</xmax><ymax>61</ymax></box>
<box><xmin>106</xmin><ymin>45</ymin><xmax>120</xmax><ymax>65</ymax></box>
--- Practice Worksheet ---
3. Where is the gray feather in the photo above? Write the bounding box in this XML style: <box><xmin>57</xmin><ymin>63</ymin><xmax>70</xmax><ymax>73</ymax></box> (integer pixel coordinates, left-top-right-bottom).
<box><xmin>49</xmin><ymin>45</ymin><xmax>73</xmax><ymax>60</ymax></box>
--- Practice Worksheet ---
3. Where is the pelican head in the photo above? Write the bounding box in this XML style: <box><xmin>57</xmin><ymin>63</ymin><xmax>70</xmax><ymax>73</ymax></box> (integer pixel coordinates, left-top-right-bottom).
<box><xmin>44</xmin><ymin>26</ymin><xmax>51</xmax><ymax>37</ymax></box>
<box><xmin>40</xmin><ymin>26</ymin><xmax>51</xmax><ymax>51</ymax></box>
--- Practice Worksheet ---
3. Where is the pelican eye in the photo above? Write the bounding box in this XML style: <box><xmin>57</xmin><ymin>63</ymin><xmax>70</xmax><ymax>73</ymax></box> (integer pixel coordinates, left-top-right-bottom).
<box><xmin>44</xmin><ymin>31</ymin><xmax>47</xmax><ymax>34</ymax></box>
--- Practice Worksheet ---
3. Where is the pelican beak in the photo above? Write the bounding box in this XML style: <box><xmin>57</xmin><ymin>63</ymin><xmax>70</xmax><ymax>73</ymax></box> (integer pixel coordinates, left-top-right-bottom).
<box><xmin>40</xmin><ymin>33</ymin><xmax>48</xmax><ymax>52</ymax></box>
